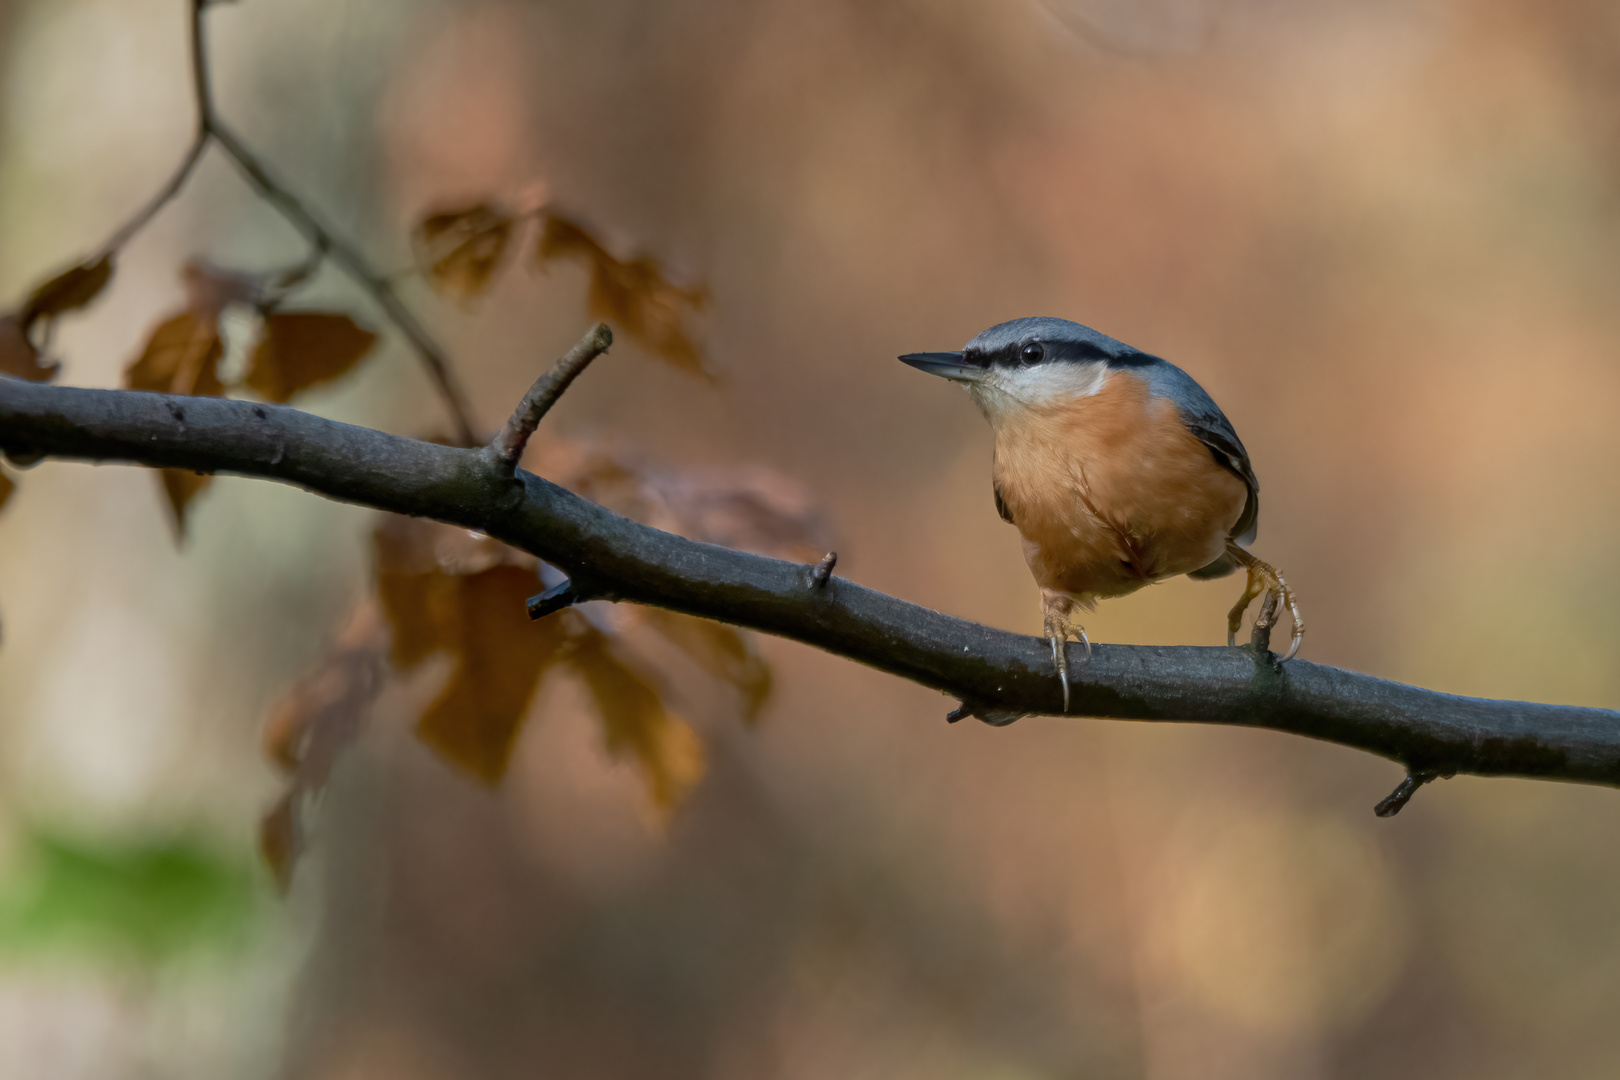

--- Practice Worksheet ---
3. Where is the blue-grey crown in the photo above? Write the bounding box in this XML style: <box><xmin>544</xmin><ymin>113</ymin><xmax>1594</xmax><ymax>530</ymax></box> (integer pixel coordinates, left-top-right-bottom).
<box><xmin>963</xmin><ymin>316</ymin><xmax>1139</xmax><ymax>365</ymax></box>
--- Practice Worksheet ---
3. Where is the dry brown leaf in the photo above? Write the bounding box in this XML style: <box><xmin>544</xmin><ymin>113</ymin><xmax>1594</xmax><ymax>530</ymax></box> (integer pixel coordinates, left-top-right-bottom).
<box><xmin>258</xmin><ymin>792</ymin><xmax>302</xmax><ymax>894</ymax></box>
<box><xmin>568</xmin><ymin>629</ymin><xmax>706</xmax><ymax>813</ymax></box>
<box><xmin>156</xmin><ymin>470</ymin><xmax>212</xmax><ymax>542</ymax></box>
<box><xmin>537</xmin><ymin>437</ymin><xmax>656</xmax><ymax>520</ymax></box>
<box><xmin>542</xmin><ymin>438</ymin><xmax>832</xmax><ymax>561</ymax></box>
<box><xmin>639</xmin><ymin>609</ymin><xmax>771</xmax><ymax>723</ymax></box>
<box><xmin>124</xmin><ymin>310</ymin><xmax>226</xmax><ymax>396</ymax></box>
<box><xmin>374</xmin><ymin>517</ymin><xmax>560</xmax><ymax>784</ymax></box>
<box><xmin>244</xmin><ymin>312</ymin><xmax>378</xmax><ymax>403</ymax></box>
<box><xmin>368</xmin><ymin>514</ymin><xmax>722</xmax><ymax>809</ymax></box>
<box><xmin>653</xmin><ymin>465</ymin><xmax>832</xmax><ymax>562</ymax></box>
<box><xmin>20</xmin><ymin>255</ymin><xmax>114</xmax><ymax>325</ymax></box>
<box><xmin>0</xmin><ymin>470</ymin><xmax>13</xmax><ymax>513</ymax></box>
<box><xmin>536</xmin><ymin>210</ymin><xmax>710</xmax><ymax>376</ymax></box>
<box><xmin>263</xmin><ymin>603</ymin><xmax>386</xmax><ymax>780</ymax></box>
<box><xmin>377</xmin><ymin>566</ymin><xmax>561</xmax><ymax>784</ymax></box>
<box><xmin>1</xmin><ymin>256</ymin><xmax>115</xmax><ymax>384</ymax></box>
<box><xmin>374</xmin><ymin>514</ymin><xmax>535</xmax><ymax>580</ymax></box>
<box><xmin>374</xmin><ymin>569</ymin><xmax>449</xmax><ymax>669</ymax></box>
<box><xmin>413</xmin><ymin>568</ymin><xmax>567</xmax><ymax>784</ymax></box>
<box><xmin>125</xmin><ymin>311</ymin><xmax>227</xmax><ymax>538</ymax></box>
<box><xmin>0</xmin><ymin>315</ymin><xmax>58</xmax><ymax>382</ymax></box>
<box><xmin>257</xmin><ymin>602</ymin><xmax>388</xmax><ymax>889</ymax></box>
<box><xmin>411</xmin><ymin>203</ymin><xmax>516</xmax><ymax>305</ymax></box>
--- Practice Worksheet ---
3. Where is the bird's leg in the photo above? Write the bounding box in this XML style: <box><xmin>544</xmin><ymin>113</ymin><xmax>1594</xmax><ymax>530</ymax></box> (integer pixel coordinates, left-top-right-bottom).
<box><xmin>1041</xmin><ymin>589</ymin><xmax>1091</xmax><ymax>713</ymax></box>
<box><xmin>1225</xmin><ymin>542</ymin><xmax>1305</xmax><ymax>660</ymax></box>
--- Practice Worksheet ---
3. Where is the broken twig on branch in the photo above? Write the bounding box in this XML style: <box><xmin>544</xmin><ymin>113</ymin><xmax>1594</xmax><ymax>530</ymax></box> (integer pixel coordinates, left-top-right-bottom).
<box><xmin>490</xmin><ymin>322</ymin><xmax>614</xmax><ymax>469</ymax></box>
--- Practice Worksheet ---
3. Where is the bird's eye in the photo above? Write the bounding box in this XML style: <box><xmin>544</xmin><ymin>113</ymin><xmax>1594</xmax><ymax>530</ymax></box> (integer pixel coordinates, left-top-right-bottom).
<box><xmin>1020</xmin><ymin>342</ymin><xmax>1044</xmax><ymax>365</ymax></box>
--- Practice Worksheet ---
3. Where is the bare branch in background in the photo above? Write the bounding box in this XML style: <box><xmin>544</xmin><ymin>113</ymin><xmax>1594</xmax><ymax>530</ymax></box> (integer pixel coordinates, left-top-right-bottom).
<box><xmin>85</xmin><ymin>0</ymin><xmax>482</xmax><ymax>445</ymax></box>
<box><xmin>6</xmin><ymin>375</ymin><xmax>1620</xmax><ymax>817</ymax></box>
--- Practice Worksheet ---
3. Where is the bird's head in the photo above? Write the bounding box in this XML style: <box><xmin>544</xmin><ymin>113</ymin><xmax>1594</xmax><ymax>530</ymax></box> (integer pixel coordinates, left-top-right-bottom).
<box><xmin>899</xmin><ymin>316</ymin><xmax>1136</xmax><ymax>426</ymax></box>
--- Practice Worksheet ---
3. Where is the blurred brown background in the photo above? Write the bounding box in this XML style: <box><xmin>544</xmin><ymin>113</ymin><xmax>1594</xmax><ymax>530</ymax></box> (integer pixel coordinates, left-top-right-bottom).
<box><xmin>4</xmin><ymin>0</ymin><xmax>1620</xmax><ymax>1076</ymax></box>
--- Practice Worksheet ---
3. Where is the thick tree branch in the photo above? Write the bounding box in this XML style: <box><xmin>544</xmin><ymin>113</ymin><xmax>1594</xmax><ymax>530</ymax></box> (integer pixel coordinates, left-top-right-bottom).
<box><xmin>6</xmin><ymin>377</ymin><xmax>1620</xmax><ymax>811</ymax></box>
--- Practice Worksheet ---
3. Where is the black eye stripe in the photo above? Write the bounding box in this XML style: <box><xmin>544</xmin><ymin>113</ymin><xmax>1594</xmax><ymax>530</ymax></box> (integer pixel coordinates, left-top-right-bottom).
<box><xmin>982</xmin><ymin>338</ymin><xmax>1116</xmax><ymax>366</ymax></box>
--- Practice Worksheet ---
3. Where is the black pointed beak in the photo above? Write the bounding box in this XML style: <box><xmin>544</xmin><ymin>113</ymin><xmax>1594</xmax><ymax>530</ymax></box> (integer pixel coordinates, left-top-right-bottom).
<box><xmin>898</xmin><ymin>351</ymin><xmax>983</xmax><ymax>382</ymax></box>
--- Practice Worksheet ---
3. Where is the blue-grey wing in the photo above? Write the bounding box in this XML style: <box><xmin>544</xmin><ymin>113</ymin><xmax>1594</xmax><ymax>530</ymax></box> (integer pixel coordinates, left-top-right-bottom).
<box><xmin>1126</xmin><ymin>356</ymin><xmax>1259</xmax><ymax>572</ymax></box>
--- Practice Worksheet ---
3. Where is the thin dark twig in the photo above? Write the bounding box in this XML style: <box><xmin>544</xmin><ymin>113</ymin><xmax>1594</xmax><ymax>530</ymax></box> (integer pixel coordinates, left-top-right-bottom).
<box><xmin>83</xmin><ymin>0</ymin><xmax>481</xmax><ymax>447</ymax></box>
<box><xmin>526</xmin><ymin>579</ymin><xmax>583</xmax><ymax>620</ymax></box>
<box><xmin>1374</xmin><ymin>769</ymin><xmax>1449</xmax><ymax>817</ymax></box>
<box><xmin>98</xmin><ymin>138</ymin><xmax>210</xmax><ymax>256</ymax></box>
<box><xmin>95</xmin><ymin>0</ymin><xmax>215</xmax><ymax>255</ymax></box>
<box><xmin>489</xmin><ymin>323</ymin><xmax>613</xmax><ymax>469</ymax></box>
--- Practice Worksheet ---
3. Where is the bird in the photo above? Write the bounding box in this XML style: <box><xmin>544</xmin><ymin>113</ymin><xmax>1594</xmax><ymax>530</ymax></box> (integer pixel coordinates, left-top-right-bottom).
<box><xmin>899</xmin><ymin>316</ymin><xmax>1301</xmax><ymax>712</ymax></box>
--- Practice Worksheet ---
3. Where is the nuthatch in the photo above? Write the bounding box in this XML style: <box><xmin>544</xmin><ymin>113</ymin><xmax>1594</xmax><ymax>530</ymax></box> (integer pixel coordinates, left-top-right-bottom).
<box><xmin>901</xmin><ymin>316</ymin><xmax>1302</xmax><ymax>711</ymax></box>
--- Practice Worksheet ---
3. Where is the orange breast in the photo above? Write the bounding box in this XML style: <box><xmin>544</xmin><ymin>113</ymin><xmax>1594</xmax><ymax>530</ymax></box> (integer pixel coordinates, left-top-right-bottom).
<box><xmin>992</xmin><ymin>370</ymin><xmax>1247</xmax><ymax>602</ymax></box>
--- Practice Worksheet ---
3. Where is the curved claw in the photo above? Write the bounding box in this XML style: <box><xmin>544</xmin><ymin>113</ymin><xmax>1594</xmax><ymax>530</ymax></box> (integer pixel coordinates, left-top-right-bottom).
<box><xmin>1277</xmin><ymin>570</ymin><xmax>1305</xmax><ymax>661</ymax></box>
<box><xmin>1050</xmin><ymin>634</ymin><xmax>1070</xmax><ymax>713</ymax></box>
<box><xmin>1224</xmin><ymin>543</ymin><xmax>1304</xmax><ymax>660</ymax></box>
<box><xmin>1043</xmin><ymin>592</ymin><xmax>1090</xmax><ymax>715</ymax></box>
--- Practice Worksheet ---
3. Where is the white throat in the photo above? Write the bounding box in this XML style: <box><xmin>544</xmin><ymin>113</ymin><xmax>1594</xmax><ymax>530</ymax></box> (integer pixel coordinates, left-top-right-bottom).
<box><xmin>966</xmin><ymin>361</ymin><xmax>1108</xmax><ymax>427</ymax></box>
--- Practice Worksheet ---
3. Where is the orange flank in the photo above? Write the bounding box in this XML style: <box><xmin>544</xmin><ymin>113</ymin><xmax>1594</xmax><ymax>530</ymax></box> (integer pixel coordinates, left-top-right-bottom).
<box><xmin>991</xmin><ymin>369</ymin><xmax>1247</xmax><ymax>604</ymax></box>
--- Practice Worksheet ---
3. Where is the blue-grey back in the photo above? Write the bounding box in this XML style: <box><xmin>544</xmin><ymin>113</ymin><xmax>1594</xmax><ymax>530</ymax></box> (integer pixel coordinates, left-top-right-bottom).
<box><xmin>1123</xmin><ymin>352</ymin><xmax>1259</xmax><ymax>545</ymax></box>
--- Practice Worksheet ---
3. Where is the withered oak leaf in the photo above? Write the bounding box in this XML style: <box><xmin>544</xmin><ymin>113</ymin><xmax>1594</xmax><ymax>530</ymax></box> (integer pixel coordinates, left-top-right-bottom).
<box><xmin>263</xmin><ymin>605</ymin><xmax>386</xmax><ymax>783</ymax></box>
<box><xmin>257</xmin><ymin>603</ymin><xmax>388</xmax><ymax>890</ymax></box>
<box><xmin>244</xmin><ymin>312</ymin><xmax>378</xmax><ymax>403</ymax></box>
<box><xmin>568</xmin><ymin>627</ymin><xmax>706</xmax><ymax>814</ymax></box>
<box><xmin>258</xmin><ymin>792</ymin><xmax>302</xmax><ymax>894</ymax></box>
<box><xmin>536</xmin><ymin>210</ymin><xmax>711</xmax><ymax>377</ymax></box>
<box><xmin>156</xmin><ymin>471</ymin><xmax>212</xmax><ymax>543</ymax></box>
<box><xmin>411</xmin><ymin>203</ymin><xmax>516</xmax><ymax>306</ymax></box>
<box><xmin>374</xmin><ymin>517</ymin><xmax>564</xmax><ymax>785</ymax></box>
<box><xmin>639</xmin><ymin>609</ymin><xmax>771</xmax><ymax>723</ymax></box>
<box><xmin>379</xmin><ymin>564</ymin><xmax>564</xmax><ymax>785</ymax></box>
<box><xmin>542</xmin><ymin>438</ymin><xmax>832</xmax><ymax>561</ymax></box>
<box><xmin>0</xmin><ymin>315</ymin><xmax>58</xmax><ymax>382</ymax></box>
<box><xmin>20</xmin><ymin>254</ymin><xmax>114</xmax><ymax>326</ymax></box>
<box><xmin>124</xmin><ymin>310</ymin><xmax>226</xmax><ymax>397</ymax></box>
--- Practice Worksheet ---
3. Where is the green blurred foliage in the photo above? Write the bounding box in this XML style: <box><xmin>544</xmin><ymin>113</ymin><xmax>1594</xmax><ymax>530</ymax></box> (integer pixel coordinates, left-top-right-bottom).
<box><xmin>0</xmin><ymin>825</ymin><xmax>259</xmax><ymax>966</ymax></box>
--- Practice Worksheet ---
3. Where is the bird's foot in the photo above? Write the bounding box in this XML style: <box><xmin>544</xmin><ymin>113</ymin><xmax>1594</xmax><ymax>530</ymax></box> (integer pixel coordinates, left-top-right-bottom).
<box><xmin>1042</xmin><ymin>593</ymin><xmax>1091</xmax><ymax>713</ymax></box>
<box><xmin>1224</xmin><ymin>543</ymin><xmax>1304</xmax><ymax>660</ymax></box>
